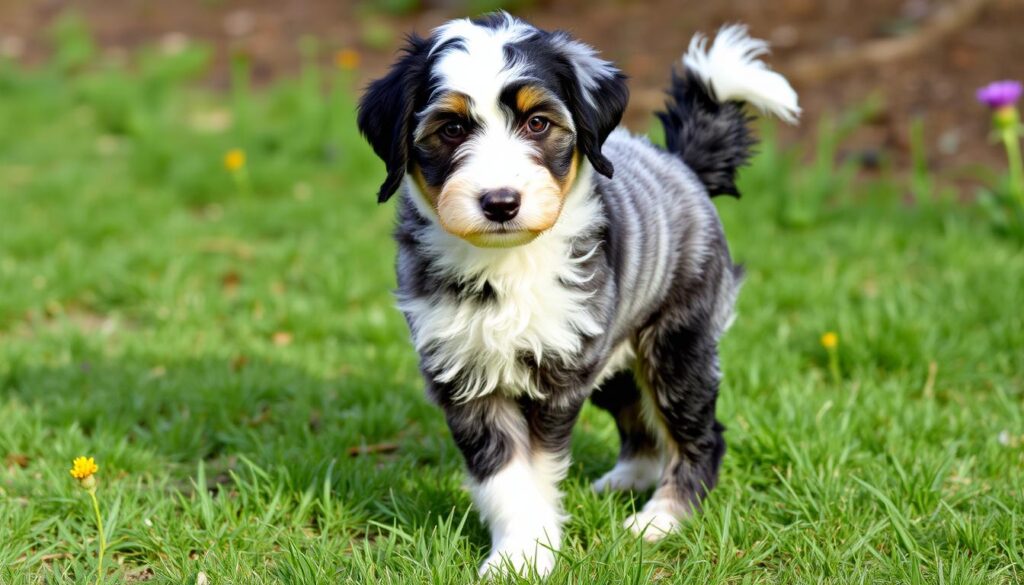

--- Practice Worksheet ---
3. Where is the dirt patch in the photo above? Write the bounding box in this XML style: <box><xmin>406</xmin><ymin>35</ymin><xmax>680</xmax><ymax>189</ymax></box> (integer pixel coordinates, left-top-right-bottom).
<box><xmin>2</xmin><ymin>0</ymin><xmax>1022</xmax><ymax>180</ymax></box>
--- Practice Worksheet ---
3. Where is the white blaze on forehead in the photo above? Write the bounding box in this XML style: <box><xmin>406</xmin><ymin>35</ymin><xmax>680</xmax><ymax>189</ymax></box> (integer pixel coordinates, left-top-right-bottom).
<box><xmin>454</xmin><ymin>126</ymin><xmax>542</xmax><ymax>187</ymax></box>
<box><xmin>429</xmin><ymin>15</ymin><xmax>534</xmax><ymax>125</ymax></box>
<box><xmin>430</xmin><ymin>12</ymin><xmax>533</xmax><ymax>56</ymax></box>
<box><xmin>429</xmin><ymin>16</ymin><xmax>618</xmax><ymax>113</ymax></box>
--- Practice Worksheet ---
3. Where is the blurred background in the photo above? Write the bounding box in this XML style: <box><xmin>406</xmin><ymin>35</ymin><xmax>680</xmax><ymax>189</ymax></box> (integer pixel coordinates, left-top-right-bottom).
<box><xmin>2</xmin><ymin>0</ymin><xmax>1022</xmax><ymax>173</ymax></box>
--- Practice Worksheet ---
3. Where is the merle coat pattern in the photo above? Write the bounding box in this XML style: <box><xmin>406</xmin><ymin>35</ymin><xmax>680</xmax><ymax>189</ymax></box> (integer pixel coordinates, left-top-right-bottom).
<box><xmin>357</xmin><ymin>13</ymin><xmax>799</xmax><ymax>578</ymax></box>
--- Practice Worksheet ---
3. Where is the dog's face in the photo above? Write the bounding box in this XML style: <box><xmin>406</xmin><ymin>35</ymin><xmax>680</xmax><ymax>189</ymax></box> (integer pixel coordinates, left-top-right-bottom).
<box><xmin>358</xmin><ymin>13</ymin><xmax>628</xmax><ymax>247</ymax></box>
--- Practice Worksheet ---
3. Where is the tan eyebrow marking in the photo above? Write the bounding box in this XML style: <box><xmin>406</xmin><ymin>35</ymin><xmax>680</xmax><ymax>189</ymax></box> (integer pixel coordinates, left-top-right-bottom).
<box><xmin>512</xmin><ymin>84</ymin><xmax>575</xmax><ymax>133</ymax></box>
<box><xmin>414</xmin><ymin>91</ymin><xmax>474</xmax><ymax>142</ymax></box>
<box><xmin>434</xmin><ymin>92</ymin><xmax>471</xmax><ymax>118</ymax></box>
<box><xmin>516</xmin><ymin>85</ymin><xmax>556</xmax><ymax>112</ymax></box>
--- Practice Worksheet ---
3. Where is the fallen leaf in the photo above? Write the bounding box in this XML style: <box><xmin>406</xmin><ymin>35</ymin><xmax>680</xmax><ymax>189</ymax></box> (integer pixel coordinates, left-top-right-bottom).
<box><xmin>346</xmin><ymin>442</ymin><xmax>399</xmax><ymax>457</ymax></box>
<box><xmin>221</xmin><ymin>270</ymin><xmax>241</xmax><ymax>293</ymax></box>
<box><xmin>5</xmin><ymin>453</ymin><xmax>29</xmax><ymax>468</ymax></box>
<box><xmin>230</xmin><ymin>354</ymin><xmax>248</xmax><ymax>372</ymax></box>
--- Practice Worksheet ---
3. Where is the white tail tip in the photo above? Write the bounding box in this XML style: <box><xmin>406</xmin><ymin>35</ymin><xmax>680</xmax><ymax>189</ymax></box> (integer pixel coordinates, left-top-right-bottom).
<box><xmin>683</xmin><ymin>25</ymin><xmax>801</xmax><ymax>124</ymax></box>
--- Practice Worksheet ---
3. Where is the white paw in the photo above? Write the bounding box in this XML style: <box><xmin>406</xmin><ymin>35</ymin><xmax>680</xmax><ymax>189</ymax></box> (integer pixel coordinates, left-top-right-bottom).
<box><xmin>479</xmin><ymin>541</ymin><xmax>556</xmax><ymax>579</ymax></box>
<box><xmin>624</xmin><ymin>509</ymin><xmax>679</xmax><ymax>542</ymax></box>
<box><xmin>623</xmin><ymin>496</ymin><xmax>688</xmax><ymax>542</ymax></box>
<box><xmin>592</xmin><ymin>457</ymin><xmax>662</xmax><ymax>493</ymax></box>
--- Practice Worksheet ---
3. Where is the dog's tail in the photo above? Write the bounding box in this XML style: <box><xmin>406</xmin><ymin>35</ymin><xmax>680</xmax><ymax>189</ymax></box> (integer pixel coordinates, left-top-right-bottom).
<box><xmin>657</xmin><ymin>25</ymin><xmax>800</xmax><ymax>197</ymax></box>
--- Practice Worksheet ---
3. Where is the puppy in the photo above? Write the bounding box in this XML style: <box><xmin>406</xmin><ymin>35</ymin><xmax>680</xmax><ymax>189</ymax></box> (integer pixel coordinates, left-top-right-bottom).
<box><xmin>357</xmin><ymin>13</ymin><xmax>798</xmax><ymax>577</ymax></box>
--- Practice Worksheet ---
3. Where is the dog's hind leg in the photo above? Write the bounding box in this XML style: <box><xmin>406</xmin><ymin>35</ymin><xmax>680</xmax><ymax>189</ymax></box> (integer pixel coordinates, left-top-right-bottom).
<box><xmin>589</xmin><ymin>371</ymin><xmax>664</xmax><ymax>493</ymax></box>
<box><xmin>625</xmin><ymin>320</ymin><xmax>726</xmax><ymax>542</ymax></box>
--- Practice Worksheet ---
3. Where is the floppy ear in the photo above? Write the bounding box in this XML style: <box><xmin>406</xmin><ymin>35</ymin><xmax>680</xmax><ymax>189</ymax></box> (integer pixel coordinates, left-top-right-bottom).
<box><xmin>553</xmin><ymin>35</ymin><xmax>629</xmax><ymax>178</ymax></box>
<box><xmin>357</xmin><ymin>36</ymin><xmax>429</xmax><ymax>203</ymax></box>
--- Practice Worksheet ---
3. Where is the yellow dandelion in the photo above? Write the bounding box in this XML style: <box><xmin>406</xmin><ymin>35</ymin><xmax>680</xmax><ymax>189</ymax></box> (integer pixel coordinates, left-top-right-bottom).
<box><xmin>820</xmin><ymin>332</ymin><xmax>838</xmax><ymax>350</ymax></box>
<box><xmin>71</xmin><ymin>456</ymin><xmax>108</xmax><ymax>582</ymax></box>
<box><xmin>224</xmin><ymin>148</ymin><xmax>246</xmax><ymax>172</ymax></box>
<box><xmin>70</xmin><ymin>456</ymin><xmax>98</xmax><ymax>480</ymax></box>
<box><xmin>335</xmin><ymin>48</ymin><xmax>361</xmax><ymax>71</ymax></box>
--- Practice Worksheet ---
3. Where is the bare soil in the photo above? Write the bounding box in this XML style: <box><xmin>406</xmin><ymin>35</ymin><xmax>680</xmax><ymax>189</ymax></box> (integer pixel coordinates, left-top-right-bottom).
<box><xmin>3</xmin><ymin>0</ymin><xmax>1023</xmax><ymax>178</ymax></box>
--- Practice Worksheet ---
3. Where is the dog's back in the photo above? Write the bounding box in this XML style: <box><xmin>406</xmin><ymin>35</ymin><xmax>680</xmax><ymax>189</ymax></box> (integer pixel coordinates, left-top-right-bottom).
<box><xmin>594</xmin><ymin>130</ymin><xmax>735</xmax><ymax>342</ymax></box>
<box><xmin>587</xmin><ymin>24</ymin><xmax>801</xmax><ymax>347</ymax></box>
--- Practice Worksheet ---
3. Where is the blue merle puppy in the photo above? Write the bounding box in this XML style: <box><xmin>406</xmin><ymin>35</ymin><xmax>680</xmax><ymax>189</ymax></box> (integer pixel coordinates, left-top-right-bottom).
<box><xmin>357</xmin><ymin>13</ymin><xmax>799</xmax><ymax>578</ymax></box>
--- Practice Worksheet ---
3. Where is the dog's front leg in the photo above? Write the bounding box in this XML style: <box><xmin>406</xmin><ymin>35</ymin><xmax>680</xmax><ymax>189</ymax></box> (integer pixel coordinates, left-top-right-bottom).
<box><xmin>440</xmin><ymin>392</ymin><xmax>578</xmax><ymax>578</ymax></box>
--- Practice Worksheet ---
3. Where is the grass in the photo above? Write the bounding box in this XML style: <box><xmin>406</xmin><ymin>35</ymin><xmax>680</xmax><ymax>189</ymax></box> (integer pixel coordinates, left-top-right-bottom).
<box><xmin>2</xmin><ymin>21</ymin><xmax>1023</xmax><ymax>584</ymax></box>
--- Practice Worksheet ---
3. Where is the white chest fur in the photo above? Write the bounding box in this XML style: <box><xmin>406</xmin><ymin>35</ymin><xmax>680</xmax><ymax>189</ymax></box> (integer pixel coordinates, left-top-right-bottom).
<box><xmin>401</xmin><ymin>252</ymin><xmax>601</xmax><ymax>401</ymax></box>
<box><xmin>400</xmin><ymin>171</ymin><xmax>605</xmax><ymax>402</ymax></box>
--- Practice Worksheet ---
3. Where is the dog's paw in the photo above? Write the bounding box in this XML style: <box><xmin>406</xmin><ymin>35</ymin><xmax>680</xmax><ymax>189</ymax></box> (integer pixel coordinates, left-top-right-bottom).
<box><xmin>592</xmin><ymin>457</ymin><xmax>662</xmax><ymax>493</ymax></box>
<box><xmin>479</xmin><ymin>540</ymin><xmax>556</xmax><ymax>579</ymax></box>
<box><xmin>623</xmin><ymin>509</ymin><xmax>679</xmax><ymax>542</ymax></box>
<box><xmin>623</xmin><ymin>496</ymin><xmax>689</xmax><ymax>542</ymax></box>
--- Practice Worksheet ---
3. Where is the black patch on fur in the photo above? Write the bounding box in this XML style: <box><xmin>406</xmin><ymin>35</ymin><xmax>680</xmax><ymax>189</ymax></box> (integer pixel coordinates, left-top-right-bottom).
<box><xmin>636</xmin><ymin>228</ymin><xmax>732</xmax><ymax>508</ymax></box>
<box><xmin>520</xmin><ymin>394</ymin><xmax>585</xmax><ymax>456</ymax></box>
<box><xmin>562</xmin><ymin>75</ymin><xmax>629</xmax><ymax>179</ymax></box>
<box><xmin>434</xmin><ymin>392</ymin><xmax>519</xmax><ymax>481</ymax></box>
<box><xmin>357</xmin><ymin>36</ymin><xmax>430</xmax><ymax>203</ymax></box>
<box><xmin>357</xmin><ymin>36</ymin><xmax>467</xmax><ymax>202</ymax></box>
<box><xmin>470</xmin><ymin>12</ymin><xmax>516</xmax><ymax>30</ymax></box>
<box><xmin>590</xmin><ymin>371</ymin><xmax>660</xmax><ymax>459</ymax></box>
<box><xmin>497</xmin><ymin>81</ymin><xmax>577</xmax><ymax>182</ymax></box>
<box><xmin>504</xmin><ymin>31</ymin><xmax>629</xmax><ymax>180</ymax></box>
<box><xmin>656</xmin><ymin>70</ymin><xmax>756</xmax><ymax>197</ymax></box>
<box><xmin>413</xmin><ymin>109</ymin><xmax>476</xmax><ymax>189</ymax></box>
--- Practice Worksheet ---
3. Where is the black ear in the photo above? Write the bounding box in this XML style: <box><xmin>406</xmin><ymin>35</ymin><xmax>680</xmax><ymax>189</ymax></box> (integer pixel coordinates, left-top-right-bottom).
<box><xmin>357</xmin><ymin>36</ymin><xmax>429</xmax><ymax>203</ymax></box>
<box><xmin>553</xmin><ymin>35</ymin><xmax>629</xmax><ymax>179</ymax></box>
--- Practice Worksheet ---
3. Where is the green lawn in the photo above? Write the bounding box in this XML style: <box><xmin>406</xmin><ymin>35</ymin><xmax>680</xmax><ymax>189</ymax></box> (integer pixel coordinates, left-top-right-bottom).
<box><xmin>1</xmin><ymin>24</ymin><xmax>1023</xmax><ymax>584</ymax></box>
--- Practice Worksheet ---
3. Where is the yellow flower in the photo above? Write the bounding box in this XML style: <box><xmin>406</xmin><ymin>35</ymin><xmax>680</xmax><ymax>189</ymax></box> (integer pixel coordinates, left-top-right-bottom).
<box><xmin>70</xmin><ymin>456</ymin><xmax>98</xmax><ymax>480</ymax></box>
<box><xmin>335</xmin><ymin>48</ymin><xmax>361</xmax><ymax>71</ymax></box>
<box><xmin>820</xmin><ymin>332</ymin><xmax>838</xmax><ymax>350</ymax></box>
<box><xmin>224</xmin><ymin>148</ymin><xmax>246</xmax><ymax>172</ymax></box>
<box><xmin>71</xmin><ymin>457</ymin><xmax>107</xmax><ymax>581</ymax></box>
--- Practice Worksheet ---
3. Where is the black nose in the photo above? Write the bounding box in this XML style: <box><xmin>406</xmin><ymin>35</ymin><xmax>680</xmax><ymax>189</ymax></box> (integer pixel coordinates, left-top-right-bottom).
<box><xmin>479</xmin><ymin>188</ymin><xmax>521</xmax><ymax>223</ymax></box>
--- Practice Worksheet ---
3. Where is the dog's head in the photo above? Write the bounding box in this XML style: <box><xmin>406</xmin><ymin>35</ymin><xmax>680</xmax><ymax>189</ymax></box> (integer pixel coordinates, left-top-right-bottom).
<box><xmin>357</xmin><ymin>13</ymin><xmax>628</xmax><ymax>248</ymax></box>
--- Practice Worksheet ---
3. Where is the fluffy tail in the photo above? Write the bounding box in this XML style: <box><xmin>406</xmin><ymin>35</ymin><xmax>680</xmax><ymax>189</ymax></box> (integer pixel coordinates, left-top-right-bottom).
<box><xmin>657</xmin><ymin>25</ymin><xmax>800</xmax><ymax>197</ymax></box>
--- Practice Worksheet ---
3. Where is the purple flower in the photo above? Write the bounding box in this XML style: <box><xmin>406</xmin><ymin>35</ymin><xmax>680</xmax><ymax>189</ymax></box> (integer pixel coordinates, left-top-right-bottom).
<box><xmin>976</xmin><ymin>80</ymin><xmax>1022</xmax><ymax>109</ymax></box>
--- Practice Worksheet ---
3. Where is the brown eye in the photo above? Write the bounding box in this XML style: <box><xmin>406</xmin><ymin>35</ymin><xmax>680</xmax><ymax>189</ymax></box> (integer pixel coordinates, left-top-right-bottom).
<box><xmin>441</xmin><ymin>121</ymin><xmax>467</xmax><ymax>140</ymax></box>
<box><xmin>526</xmin><ymin>116</ymin><xmax>550</xmax><ymax>135</ymax></box>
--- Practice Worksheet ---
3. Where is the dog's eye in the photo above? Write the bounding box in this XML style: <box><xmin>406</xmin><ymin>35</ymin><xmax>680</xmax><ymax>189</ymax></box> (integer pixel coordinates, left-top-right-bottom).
<box><xmin>441</xmin><ymin>121</ymin><xmax>467</xmax><ymax>141</ymax></box>
<box><xmin>526</xmin><ymin>116</ymin><xmax>550</xmax><ymax>135</ymax></box>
